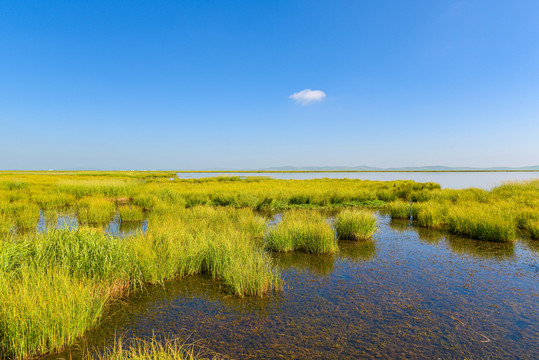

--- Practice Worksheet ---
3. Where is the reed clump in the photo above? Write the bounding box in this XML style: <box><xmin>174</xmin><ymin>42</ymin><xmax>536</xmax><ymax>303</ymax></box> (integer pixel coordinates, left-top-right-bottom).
<box><xmin>77</xmin><ymin>197</ymin><xmax>115</xmax><ymax>224</ymax></box>
<box><xmin>388</xmin><ymin>200</ymin><xmax>410</xmax><ymax>219</ymax></box>
<box><xmin>85</xmin><ymin>335</ymin><xmax>219</xmax><ymax>360</ymax></box>
<box><xmin>411</xmin><ymin>202</ymin><xmax>447</xmax><ymax>228</ymax></box>
<box><xmin>266</xmin><ymin>211</ymin><xmax>337</xmax><ymax>254</ymax></box>
<box><xmin>447</xmin><ymin>206</ymin><xmax>515</xmax><ymax>242</ymax></box>
<box><xmin>387</xmin><ymin>180</ymin><xmax>539</xmax><ymax>242</ymax></box>
<box><xmin>0</xmin><ymin>214</ymin><xmax>13</xmax><ymax>238</ymax></box>
<box><xmin>129</xmin><ymin>207</ymin><xmax>281</xmax><ymax>296</ymax></box>
<box><xmin>118</xmin><ymin>205</ymin><xmax>144</xmax><ymax>222</ymax></box>
<box><xmin>0</xmin><ymin>266</ymin><xmax>109</xmax><ymax>359</ymax></box>
<box><xmin>335</xmin><ymin>209</ymin><xmax>377</xmax><ymax>240</ymax></box>
<box><xmin>4</xmin><ymin>201</ymin><xmax>40</xmax><ymax>231</ymax></box>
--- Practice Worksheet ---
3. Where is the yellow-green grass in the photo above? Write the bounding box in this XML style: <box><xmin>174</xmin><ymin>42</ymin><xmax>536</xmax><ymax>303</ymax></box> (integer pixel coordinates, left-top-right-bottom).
<box><xmin>524</xmin><ymin>219</ymin><xmax>539</xmax><ymax>239</ymax></box>
<box><xmin>266</xmin><ymin>210</ymin><xmax>337</xmax><ymax>254</ymax></box>
<box><xmin>77</xmin><ymin>197</ymin><xmax>116</xmax><ymax>224</ymax></box>
<box><xmin>335</xmin><ymin>209</ymin><xmax>377</xmax><ymax>240</ymax></box>
<box><xmin>447</xmin><ymin>206</ymin><xmax>515</xmax><ymax>242</ymax></box>
<box><xmin>7</xmin><ymin>201</ymin><xmax>40</xmax><ymax>230</ymax></box>
<box><xmin>0</xmin><ymin>266</ymin><xmax>109</xmax><ymax>359</ymax></box>
<box><xmin>384</xmin><ymin>179</ymin><xmax>539</xmax><ymax>242</ymax></box>
<box><xmin>118</xmin><ymin>205</ymin><xmax>144</xmax><ymax>222</ymax></box>
<box><xmin>132</xmin><ymin>207</ymin><xmax>280</xmax><ymax>296</ymax></box>
<box><xmin>85</xmin><ymin>335</ymin><xmax>219</xmax><ymax>360</ymax></box>
<box><xmin>0</xmin><ymin>172</ymin><xmax>536</xmax><ymax>359</ymax></box>
<box><xmin>388</xmin><ymin>200</ymin><xmax>410</xmax><ymax>219</ymax></box>
<box><xmin>0</xmin><ymin>214</ymin><xmax>13</xmax><ymax>239</ymax></box>
<box><xmin>411</xmin><ymin>202</ymin><xmax>447</xmax><ymax>228</ymax></box>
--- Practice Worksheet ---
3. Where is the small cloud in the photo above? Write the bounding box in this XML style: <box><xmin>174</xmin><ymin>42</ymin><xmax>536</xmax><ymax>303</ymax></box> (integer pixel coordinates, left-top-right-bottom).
<box><xmin>289</xmin><ymin>89</ymin><xmax>326</xmax><ymax>105</ymax></box>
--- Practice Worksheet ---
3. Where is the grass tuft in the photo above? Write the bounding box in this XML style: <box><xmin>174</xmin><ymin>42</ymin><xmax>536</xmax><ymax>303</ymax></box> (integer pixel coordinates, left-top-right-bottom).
<box><xmin>266</xmin><ymin>211</ymin><xmax>337</xmax><ymax>254</ymax></box>
<box><xmin>335</xmin><ymin>209</ymin><xmax>377</xmax><ymax>240</ymax></box>
<box><xmin>118</xmin><ymin>205</ymin><xmax>144</xmax><ymax>222</ymax></box>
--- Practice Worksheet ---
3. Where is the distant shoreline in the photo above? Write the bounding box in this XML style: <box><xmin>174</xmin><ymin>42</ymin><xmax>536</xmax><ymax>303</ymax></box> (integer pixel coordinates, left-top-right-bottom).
<box><xmin>178</xmin><ymin>170</ymin><xmax>539</xmax><ymax>173</ymax></box>
<box><xmin>1</xmin><ymin>170</ymin><xmax>538</xmax><ymax>174</ymax></box>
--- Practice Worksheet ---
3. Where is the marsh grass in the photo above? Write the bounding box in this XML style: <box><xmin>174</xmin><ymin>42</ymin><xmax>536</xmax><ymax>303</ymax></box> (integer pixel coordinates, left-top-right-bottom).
<box><xmin>5</xmin><ymin>201</ymin><xmax>40</xmax><ymax>230</ymax></box>
<box><xmin>335</xmin><ymin>209</ymin><xmax>377</xmax><ymax>240</ymax></box>
<box><xmin>0</xmin><ymin>214</ymin><xmax>13</xmax><ymax>238</ymax></box>
<box><xmin>265</xmin><ymin>210</ymin><xmax>337</xmax><ymax>254</ymax></box>
<box><xmin>86</xmin><ymin>335</ymin><xmax>219</xmax><ymax>360</ymax></box>
<box><xmin>118</xmin><ymin>205</ymin><xmax>144</xmax><ymax>222</ymax></box>
<box><xmin>411</xmin><ymin>203</ymin><xmax>447</xmax><ymax>228</ymax></box>
<box><xmin>0</xmin><ymin>172</ymin><xmax>536</xmax><ymax>359</ymax></box>
<box><xmin>131</xmin><ymin>207</ymin><xmax>281</xmax><ymax>296</ymax></box>
<box><xmin>78</xmin><ymin>197</ymin><xmax>115</xmax><ymax>224</ymax></box>
<box><xmin>447</xmin><ymin>206</ymin><xmax>515</xmax><ymax>242</ymax></box>
<box><xmin>388</xmin><ymin>201</ymin><xmax>410</xmax><ymax>219</ymax></box>
<box><xmin>524</xmin><ymin>219</ymin><xmax>539</xmax><ymax>239</ymax></box>
<box><xmin>386</xmin><ymin>180</ymin><xmax>539</xmax><ymax>242</ymax></box>
<box><xmin>0</xmin><ymin>266</ymin><xmax>109</xmax><ymax>359</ymax></box>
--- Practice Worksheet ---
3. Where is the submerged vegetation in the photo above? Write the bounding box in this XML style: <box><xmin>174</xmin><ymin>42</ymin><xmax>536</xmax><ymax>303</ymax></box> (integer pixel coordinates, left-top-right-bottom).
<box><xmin>0</xmin><ymin>171</ymin><xmax>537</xmax><ymax>359</ymax></box>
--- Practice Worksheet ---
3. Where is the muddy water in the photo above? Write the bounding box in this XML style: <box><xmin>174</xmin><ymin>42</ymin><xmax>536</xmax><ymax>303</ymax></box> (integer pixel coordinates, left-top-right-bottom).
<box><xmin>49</xmin><ymin>215</ymin><xmax>538</xmax><ymax>360</ymax></box>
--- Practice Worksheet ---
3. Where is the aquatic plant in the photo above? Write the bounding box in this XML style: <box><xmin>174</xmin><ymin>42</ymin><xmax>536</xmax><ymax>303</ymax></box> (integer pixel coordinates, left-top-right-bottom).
<box><xmin>0</xmin><ymin>171</ymin><xmax>537</xmax><ymax>359</ymax></box>
<box><xmin>77</xmin><ymin>197</ymin><xmax>115</xmax><ymax>224</ymax></box>
<box><xmin>335</xmin><ymin>209</ymin><xmax>377</xmax><ymax>240</ymax></box>
<box><xmin>447</xmin><ymin>206</ymin><xmax>515</xmax><ymax>242</ymax></box>
<box><xmin>266</xmin><ymin>210</ymin><xmax>337</xmax><ymax>254</ymax></box>
<box><xmin>118</xmin><ymin>205</ymin><xmax>144</xmax><ymax>222</ymax></box>
<box><xmin>85</xmin><ymin>334</ymin><xmax>219</xmax><ymax>360</ymax></box>
<box><xmin>0</xmin><ymin>266</ymin><xmax>109</xmax><ymax>359</ymax></box>
<box><xmin>412</xmin><ymin>202</ymin><xmax>446</xmax><ymax>228</ymax></box>
<box><xmin>388</xmin><ymin>200</ymin><xmax>410</xmax><ymax>219</ymax></box>
<box><xmin>8</xmin><ymin>201</ymin><xmax>40</xmax><ymax>230</ymax></box>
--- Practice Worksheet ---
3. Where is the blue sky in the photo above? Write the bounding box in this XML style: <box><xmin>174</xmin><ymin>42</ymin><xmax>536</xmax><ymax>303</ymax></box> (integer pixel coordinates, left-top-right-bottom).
<box><xmin>1</xmin><ymin>1</ymin><xmax>538</xmax><ymax>170</ymax></box>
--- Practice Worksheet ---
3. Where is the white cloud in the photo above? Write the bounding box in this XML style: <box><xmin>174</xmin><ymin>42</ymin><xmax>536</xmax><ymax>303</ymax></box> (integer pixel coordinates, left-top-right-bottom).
<box><xmin>289</xmin><ymin>89</ymin><xmax>326</xmax><ymax>105</ymax></box>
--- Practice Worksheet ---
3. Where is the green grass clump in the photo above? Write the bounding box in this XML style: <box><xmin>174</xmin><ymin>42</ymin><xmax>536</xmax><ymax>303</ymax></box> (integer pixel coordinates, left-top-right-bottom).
<box><xmin>86</xmin><ymin>335</ymin><xmax>218</xmax><ymax>360</ymax></box>
<box><xmin>412</xmin><ymin>203</ymin><xmax>446</xmax><ymax>228</ymax></box>
<box><xmin>0</xmin><ymin>214</ymin><xmax>13</xmax><ymax>239</ymax></box>
<box><xmin>8</xmin><ymin>202</ymin><xmax>40</xmax><ymax>230</ymax></box>
<box><xmin>0</xmin><ymin>229</ymin><xmax>135</xmax><ymax>282</ymax></box>
<box><xmin>119</xmin><ymin>205</ymin><xmax>144</xmax><ymax>222</ymax></box>
<box><xmin>77</xmin><ymin>197</ymin><xmax>115</xmax><ymax>224</ymax></box>
<box><xmin>525</xmin><ymin>219</ymin><xmax>539</xmax><ymax>239</ymax></box>
<box><xmin>335</xmin><ymin>209</ymin><xmax>377</xmax><ymax>240</ymax></box>
<box><xmin>266</xmin><ymin>211</ymin><xmax>337</xmax><ymax>254</ymax></box>
<box><xmin>130</xmin><ymin>207</ymin><xmax>281</xmax><ymax>296</ymax></box>
<box><xmin>388</xmin><ymin>201</ymin><xmax>410</xmax><ymax>219</ymax></box>
<box><xmin>0</xmin><ymin>266</ymin><xmax>108</xmax><ymax>359</ymax></box>
<box><xmin>447</xmin><ymin>206</ymin><xmax>515</xmax><ymax>242</ymax></box>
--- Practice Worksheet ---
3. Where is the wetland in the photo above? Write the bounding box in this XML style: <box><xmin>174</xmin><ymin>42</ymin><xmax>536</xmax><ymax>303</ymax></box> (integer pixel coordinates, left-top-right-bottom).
<box><xmin>0</xmin><ymin>171</ymin><xmax>537</xmax><ymax>359</ymax></box>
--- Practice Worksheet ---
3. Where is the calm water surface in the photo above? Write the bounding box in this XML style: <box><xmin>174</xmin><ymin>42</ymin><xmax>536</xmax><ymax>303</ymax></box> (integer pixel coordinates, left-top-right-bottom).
<box><xmin>36</xmin><ymin>211</ymin><xmax>147</xmax><ymax>238</ymax></box>
<box><xmin>49</xmin><ymin>214</ymin><xmax>539</xmax><ymax>360</ymax></box>
<box><xmin>177</xmin><ymin>172</ymin><xmax>539</xmax><ymax>190</ymax></box>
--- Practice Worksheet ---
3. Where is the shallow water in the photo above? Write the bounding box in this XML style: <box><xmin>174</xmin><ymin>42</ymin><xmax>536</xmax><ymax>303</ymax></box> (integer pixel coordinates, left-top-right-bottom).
<box><xmin>177</xmin><ymin>171</ymin><xmax>539</xmax><ymax>190</ymax></box>
<box><xmin>36</xmin><ymin>211</ymin><xmax>147</xmax><ymax>238</ymax></box>
<box><xmin>48</xmin><ymin>214</ymin><xmax>539</xmax><ymax>360</ymax></box>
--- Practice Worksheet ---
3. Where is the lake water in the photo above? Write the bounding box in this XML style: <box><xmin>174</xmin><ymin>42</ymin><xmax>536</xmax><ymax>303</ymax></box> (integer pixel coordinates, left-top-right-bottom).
<box><xmin>177</xmin><ymin>172</ymin><xmax>539</xmax><ymax>190</ymax></box>
<box><xmin>49</xmin><ymin>214</ymin><xmax>539</xmax><ymax>360</ymax></box>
